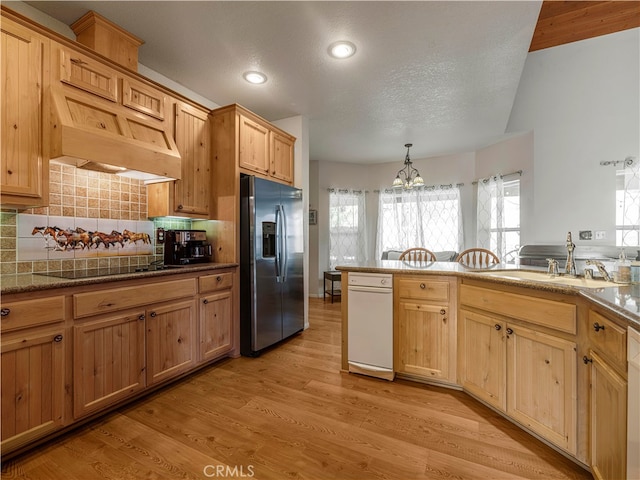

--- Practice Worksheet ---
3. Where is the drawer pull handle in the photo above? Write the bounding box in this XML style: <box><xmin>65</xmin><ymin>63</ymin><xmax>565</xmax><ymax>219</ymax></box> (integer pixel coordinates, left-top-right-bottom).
<box><xmin>419</xmin><ymin>283</ymin><xmax>426</xmax><ymax>289</ymax></box>
<box><xmin>583</xmin><ymin>356</ymin><xmax>593</xmax><ymax>364</ymax></box>
<box><xmin>593</xmin><ymin>322</ymin><xmax>605</xmax><ymax>332</ymax></box>
<box><xmin>0</xmin><ymin>308</ymin><xmax>10</xmax><ymax>317</ymax></box>
<box><xmin>506</xmin><ymin>327</ymin><xmax>514</xmax><ymax>335</ymax></box>
<box><xmin>70</xmin><ymin>58</ymin><xmax>87</xmax><ymax>66</ymax></box>
<box><xmin>54</xmin><ymin>334</ymin><xmax>63</xmax><ymax>343</ymax></box>
<box><xmin>494</xmin><ymin>324</ymin><xmax>502</xmax><ymax>331</ymax></box>
<box><xmin>203</xmin><ymin>299</ymin><xmax>209</xmax><ymax>304</ymax></box>
<box><xmin>138</xmin><ymin>314</ymin><xmax>145</xmax><ymax>321</ymax></box>
<box><xmin>150</xmin><ymin>311</ymin><xmax>157</xmax><ymax>318</ymax></box>
<box><xmin>440</xmin><ymin>309</ymin><xmax>446</xmax><ymax>315</ymax></box>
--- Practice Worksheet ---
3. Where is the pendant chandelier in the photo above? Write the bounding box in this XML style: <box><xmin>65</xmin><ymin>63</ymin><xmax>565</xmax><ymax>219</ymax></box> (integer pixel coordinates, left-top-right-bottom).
<box><xmin>392</xmin><ymin>143</ymin><xmax>424</xmax><ymax>189</ymax></box>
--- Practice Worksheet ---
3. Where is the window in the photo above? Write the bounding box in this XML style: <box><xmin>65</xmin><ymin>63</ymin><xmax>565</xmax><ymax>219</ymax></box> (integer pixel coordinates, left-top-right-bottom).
<box><xmin>616</xmin><ymin>163</ymin><xmax>640</xmax><ymax>246</ymax></box>
<box><xmin>329</xmin><ymin>189</ymin><xmax>367</xmax><ymax>268</ymax></box>
<box><xmin>477</xmin><ymin>177</ymin><xmax>520</xmax><ymax>263</ymax></box>
<box><xmin>376</xmin><ymin>186</ymin><xmax>463</xmax><ymax>259</ymax></box>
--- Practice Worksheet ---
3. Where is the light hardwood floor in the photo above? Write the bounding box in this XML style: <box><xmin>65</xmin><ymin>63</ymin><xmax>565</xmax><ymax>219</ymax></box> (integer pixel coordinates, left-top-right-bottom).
<box><xmin>2</xmin><ymin>298</ymin><xmax>592</xmax><ymax>479</ymax></box>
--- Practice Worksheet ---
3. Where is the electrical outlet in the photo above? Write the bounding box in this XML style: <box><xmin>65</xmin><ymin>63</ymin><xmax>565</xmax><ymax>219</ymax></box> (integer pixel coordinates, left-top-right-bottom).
<box><xmin>579</xmin><ymin>230</ymin><xmax>592</xmax><ymax>240</ymax></box>
<box><xmin>595</xmin><ymin>230</ymin><xmax>606</xmax><ymax>240</ymax></box>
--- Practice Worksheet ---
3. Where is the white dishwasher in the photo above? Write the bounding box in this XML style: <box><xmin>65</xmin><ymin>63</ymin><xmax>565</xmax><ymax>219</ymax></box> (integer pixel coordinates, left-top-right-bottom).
<box><xmin>347</xmin><ymin>272</ymin><xmax>394</xmax><ymax>380</ymax></box>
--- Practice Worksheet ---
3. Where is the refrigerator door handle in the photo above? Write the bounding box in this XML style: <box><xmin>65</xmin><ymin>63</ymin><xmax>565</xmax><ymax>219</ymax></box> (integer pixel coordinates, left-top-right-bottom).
<box><xmin>274</xmin><ymin>205</ymin><xmax>282</xmax><ymax>282</ymax></box>
<box><xmin>281</xmin><ymin>204</ymin><xmax>288</xmax><ymax>283</ymax></box>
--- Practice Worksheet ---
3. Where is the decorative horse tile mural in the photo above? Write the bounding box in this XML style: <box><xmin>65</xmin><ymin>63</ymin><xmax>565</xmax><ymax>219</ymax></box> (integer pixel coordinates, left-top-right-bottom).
<box><xmin>18</xmin><ymin>214</ymin><xmax>154</xmax><ymax>261</ymax></box>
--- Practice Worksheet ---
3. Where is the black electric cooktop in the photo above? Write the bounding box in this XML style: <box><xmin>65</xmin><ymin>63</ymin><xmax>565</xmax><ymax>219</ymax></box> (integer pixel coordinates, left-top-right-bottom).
<box><xmin>39</xmin><ymin>264</ymin><xmax>173</xmax><ymax>279</ymax></box>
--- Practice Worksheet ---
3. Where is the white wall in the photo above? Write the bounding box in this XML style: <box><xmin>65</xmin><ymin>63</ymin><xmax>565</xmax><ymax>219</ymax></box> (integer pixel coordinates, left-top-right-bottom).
<box><xmin>507</xmin><ymin>28</ymin><xmax>640</xmax><ymax>245</ymax></box>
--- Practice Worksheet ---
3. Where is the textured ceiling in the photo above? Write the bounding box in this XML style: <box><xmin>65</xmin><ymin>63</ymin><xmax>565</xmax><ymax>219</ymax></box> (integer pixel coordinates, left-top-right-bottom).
<box><xmin>23</xmin><ymin>1</ymin><xmax>542</xmax><ymax>164</ymax></box>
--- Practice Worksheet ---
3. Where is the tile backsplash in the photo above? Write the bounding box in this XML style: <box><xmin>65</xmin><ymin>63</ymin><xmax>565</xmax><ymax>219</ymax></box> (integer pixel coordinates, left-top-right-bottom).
<box><xmin>0</xmin><ymin>162</ymin><xmax>199</xmax><ymax>275</ymax></box>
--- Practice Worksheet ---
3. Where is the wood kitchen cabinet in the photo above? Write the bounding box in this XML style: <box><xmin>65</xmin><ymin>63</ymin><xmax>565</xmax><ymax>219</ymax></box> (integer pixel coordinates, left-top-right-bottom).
<box><xmin>270</xmin><ymin>130</ymin><xmax>295</xmax><ymax>184</ymax></box>
<box><xmin>238</xmin><ymin>113</ymin><xmax>270</xmax><ymax>176</ymax></box>
<box><xmin>394</xmin><ymin>276</ymin><xmax>456</xmax><ymax>383</ymax></box>
<box><xmin>147</xmin><ymin>101</ymin><xmax>211</xmax><ymax>218</ymax></box>
<box><xmin>459</xmin><ymin>281</ymin><xmax>578</xmax><ymax>454</ymax></box>
<box><xmin>146</xmin><ymin>299</ymin><xmax>197</xmax><ymax>385</ymax></box>
<box><xmin>58</xmin><ymin>45</ymin><xmax>119</xmax><ymax>102</ymax></box>
<box><xmin>0</xmin><ymin>295</ymin><xmax>67</xmax><ymax>453</ymax></box>
<box><xmin>1</xmin><ymin>17</ymin><xmax>49</xmax><ymax>208</ymax></box>
<box><xmin>198</xmin><ymin>272</ymin><xmax>234</xmax><ymax>362</ymax></box>
<box><xmin>73</xmin><ymin>310</ymin><xmax>146</xmax><ymax>418</ymax></box>
<box><xmin>584</xmin><ymin>309</ymin><xmax>628</xmax><ymax>480</ymax></box>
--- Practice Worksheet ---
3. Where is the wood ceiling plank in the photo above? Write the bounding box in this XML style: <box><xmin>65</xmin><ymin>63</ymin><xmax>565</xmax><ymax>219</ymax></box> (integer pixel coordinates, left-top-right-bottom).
<box><xmin>530</xmin><ymin>1</ymin><xmax>640</xmax><ymax>52</ymax></box>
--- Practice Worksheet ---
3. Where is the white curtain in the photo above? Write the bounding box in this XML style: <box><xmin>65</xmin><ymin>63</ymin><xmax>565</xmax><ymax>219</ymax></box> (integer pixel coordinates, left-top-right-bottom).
<box><xmin>329</xmin><ymin>189</ymin><xmax>368</xmax><ymax>268</ymax></box>
<box><xmin>376</xmin><ymin>186</ymin><xmax>463</xmax><ymax>259</ymax></box>
<box><xmin>477</xmin><ymin>175</ymin><xmax>506</xmax><ymax>261</ymax></box>
<box><xmin>618</xmin><ymin>158</ymin><xmax>640</xmax><ymax>246</ymax></box>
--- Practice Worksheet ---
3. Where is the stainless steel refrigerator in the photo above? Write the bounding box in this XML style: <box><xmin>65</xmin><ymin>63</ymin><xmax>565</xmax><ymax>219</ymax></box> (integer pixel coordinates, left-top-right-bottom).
<box><xmin>240</xmin><ymin>175</ymin><xmax>304</xmax><ymax>356</ymax></box>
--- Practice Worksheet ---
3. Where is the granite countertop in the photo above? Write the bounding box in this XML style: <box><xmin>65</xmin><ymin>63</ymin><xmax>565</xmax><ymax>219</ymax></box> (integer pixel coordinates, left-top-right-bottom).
<box><xmin>336</xmin><ymin>260</ymin><xmax>640</xmax><ymax>327</ymax></box>
<box><xmin>0</xmin><ymin>263</ymin><xmax>238</xmax><ymax>295</ymax></box>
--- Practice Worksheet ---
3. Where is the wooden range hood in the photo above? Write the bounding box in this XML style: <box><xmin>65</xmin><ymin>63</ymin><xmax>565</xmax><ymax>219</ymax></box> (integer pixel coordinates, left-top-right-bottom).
<box><xmin>50</xmin><ymin>11</ymin><xmax>182</xmax><ymax>182</ymax></box>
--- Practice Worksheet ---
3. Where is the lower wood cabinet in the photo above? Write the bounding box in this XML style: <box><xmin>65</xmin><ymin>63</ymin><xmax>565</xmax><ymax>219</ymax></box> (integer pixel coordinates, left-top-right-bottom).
<box><xmin>588</xmin><ymin>350</ymin><xmax>627</xmax><ymax>480</ymax></box>
<box><xmin>146</xmin><ymin>299</ymin><xmax>197</xmax><ymax>385</ymax></box>
<box><xmin>1</xmin><ymin>327</ymin><xmax>66</xmax><ymax>452</ymax></box>
<box><xmin>73</xmin><ymin>311</ymin><xmax>146</xmax><ymax>418</ymax></box>
<box><xmin>199</xmin><ymin>290</ymin><xmax>232</xmax><ymax>362</ymax></box>
<box><xmin>459</xmin><ymin>307</ymin><xmax>577</xmax><ymax>454</ymax></box>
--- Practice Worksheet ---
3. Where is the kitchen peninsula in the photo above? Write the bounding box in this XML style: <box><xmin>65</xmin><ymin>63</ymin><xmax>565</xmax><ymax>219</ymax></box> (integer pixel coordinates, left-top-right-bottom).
<box><xmin>337</xmin><ymin>261</ymin><xmax>638</xmax><ymax>478</ymax></box>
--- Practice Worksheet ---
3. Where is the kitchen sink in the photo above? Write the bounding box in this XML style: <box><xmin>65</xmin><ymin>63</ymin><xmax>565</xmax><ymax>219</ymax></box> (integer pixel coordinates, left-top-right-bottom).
<box><xmin>480</xmin><ymin>270</ymin><xmax>620</xmax><ymax>288</ymax></box>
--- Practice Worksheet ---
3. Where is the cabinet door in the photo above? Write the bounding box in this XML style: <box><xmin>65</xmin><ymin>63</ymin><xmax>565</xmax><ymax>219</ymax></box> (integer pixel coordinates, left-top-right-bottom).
<box><xmin>459</xmin><ymin>309</ymin><xmax>506</xmax><ymax>410</ymax></box>
<box><xmin>199</xmin><ymin>290</ymin><xmax>232</xmax><ymax>362</ymax></box>
<box><xmin>396</xmin><ymin>301</ymin><xmax>449</xmax><ymax>380</ymax></box>
<box><xmin>589</xmin><ymin>351</ymin><xmax>627</xmax><ymax>480</ymax></box>
<box><xmin>1</xmin><ymin>19</ymin><xmax>46</xmax><ymax>203</ymax></box>
<box><xmin>173</xmin><ymin>102</ymin><xmax>211</xmax><ymax>215</ymax></box>
<box><xmin>122</xmin><ymin>77</ymin><xmax>166</xmax><ymax>121</ymax></box>
<box><xmin>238</xmin><ymin>114</ymin><xmax>269</xmax><ymax>175</ymax></box>
<box><xmin>270</xmin><ymin>131</ymin><xmax>294</xmax><ymax>183</ymax></box>
<box><xmin>58</xmin><ymin>46</ymin><xmax>118</xmax><ymax>102</ymax></box>
<box><xmin>1</xmin><ymin>328</ymin><xmax>65</xmax><ymax>452</ymax></box>
<box><xmin>507</xmin><ymin>325</ymin><xmax>577</xmax><ymax>454</ymax></box>
<box><xmin>146</xmin><ymin>300</ymin><xmax>196</xmax><ymax>385</ymax></box>
<box><xmin>73</xmin><ymin>311</ymin><xmax>146</xmax><ymax>418</ymax></box>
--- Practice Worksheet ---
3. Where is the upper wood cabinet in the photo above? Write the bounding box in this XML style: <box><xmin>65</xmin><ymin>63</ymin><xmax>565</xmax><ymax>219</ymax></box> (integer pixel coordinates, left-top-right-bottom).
<box><xmin>122</xmin><ymin>77</ymin><xmax>166</xmax><ymax>121</ymax></box>
<box><xmin>1</xmin><ymin>17</ymin><xmax>49</xmax><ymax>208</ymax></box>
<box><xmin>147</xmin><ymin>101</ymin><xmax>211</xmax><ymax>218</ymax></box>
<box><xmin>270</xmin><ymin>130</ymin><xmax>295</xmax><ymax>184</ymax></box>
<box><xmin>58</xmin><ymin>46</ymin><xmax>119</xmax><ymax>102</ymax></box>
<box><xmin>238</xmin><ymin>114</ymin><xmax>270</xmax><ymax>175</ymax></box>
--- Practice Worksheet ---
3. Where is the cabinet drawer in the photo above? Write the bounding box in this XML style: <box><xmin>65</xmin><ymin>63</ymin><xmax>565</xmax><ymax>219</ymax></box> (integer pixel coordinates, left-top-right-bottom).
<box><xmin>396</xmin><ymin>278</ymin><xmax>449</xmax><ymax>302</ymax></box>
<box><xmin>1</xmin><ymin>296</ymin><xmax>66</xmax><ymax>332</ymax></box>
<box><xmin>199</xmin><ymin>272</ymin><xmax>233</xmax><ymax>293</ymax></box>
<box><xmin>588</xmin><ymin>310</ymin><xmax>626</xmax><ymax>370</ymax></box>
<box><xmin>460</xmin><ymin>284</ymin><xmax>576</xmax><ymax>334</ymax></box>
<box><xmin>74</xmin><ymin>278</ymin><xmax>196</xmax><ymax>318</ymax></box>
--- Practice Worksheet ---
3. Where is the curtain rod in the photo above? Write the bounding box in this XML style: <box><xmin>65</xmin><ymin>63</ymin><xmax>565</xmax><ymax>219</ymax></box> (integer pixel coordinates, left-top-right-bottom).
<box><xmin>600</xmin><ymin>156</ymin><xmax>636</xmax><ymax>167</ymax></box>
<box><xmin>374</xmin><ymin>183</ymin><xmax>464</xmax><ymax>193</ymax></box>
<box><xmin>327</xmin><ymin>188</ymin><xmax>368</xmax><ymax>194</ymax></box>
<box><xmin>472</xmin><ymin>169</ymin><xmax>523</xmax><ymax>185</ymax></box>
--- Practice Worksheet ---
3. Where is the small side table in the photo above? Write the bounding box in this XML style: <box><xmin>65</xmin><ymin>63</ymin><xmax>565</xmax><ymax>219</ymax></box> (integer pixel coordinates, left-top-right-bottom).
<box><xmin>324</xmin><ymin>271</ymin><xmax>342</xmax><ymax>303</ymax></box>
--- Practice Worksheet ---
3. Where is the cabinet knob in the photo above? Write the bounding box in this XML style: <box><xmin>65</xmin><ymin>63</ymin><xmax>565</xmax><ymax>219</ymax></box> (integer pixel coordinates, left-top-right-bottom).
<box><xmin>217</xmin><ymin>276</ymin><xmax>222</xmax><ymax>282</ymax></box>
<box><xmin>0</xmin><ymin>308</ymin><xmax>10</xmax><ymax>317</ymax></box>
<box><xmin>203</xmin><ymin>299</ymin><xmax>209</xmax><ymax>304</ymax></box>
<box><xmin>419</xmin><ymin>283</ymin><xmax>426</xmax><ymax>289</ymax></box>
<box><xmin>440</xmin><ymin>309</ymin><xmax>446</xmax><ymax>315</ymax></box>
<box><xmin>150</xmin><ymin>311</ymin><xmax>157</xmax><ymax>318</ymax></box>
<box><xmin>138</xmin><ymin>314</ymin><xmax>145</xmax><ymax>321</ymax></box>
<box><xmin>54</xmin><ymin>334</ymin><xmax>63</xmax><ymax>343</ymax></box>
<box><xmin>583</xmin><ymin>356</ymin><xmax>593</xmax><ymax>364</ymax></box>
<box><xmin>506</xmin><ymin>327</ymin><xmax>514</xmax><ymax>335</ymax></box>
<box><xmin>593</xmin><ymin>322</ymin><xmax>605</xmax><ymax>332</ymax></box>
<box><xmin>494</xmin><ymin>324</ymin><xmax>502</xmax><ymax>331</ymax></box>
<box><xmin>177</xmin><ymin>204</ymin><xmax>183</xmax><ymax>210</ymax></box>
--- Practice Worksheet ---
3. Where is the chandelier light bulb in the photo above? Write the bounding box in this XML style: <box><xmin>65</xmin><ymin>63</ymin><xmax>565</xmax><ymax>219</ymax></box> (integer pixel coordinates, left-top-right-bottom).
<box><xmin>392</xmin><ymin>143</ymin><xmax>424</xmax><ymax>189</ymax></box>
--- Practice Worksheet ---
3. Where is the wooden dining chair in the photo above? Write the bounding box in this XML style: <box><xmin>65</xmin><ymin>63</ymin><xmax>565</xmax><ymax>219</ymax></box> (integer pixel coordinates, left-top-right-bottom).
<box><xmin>456</xmin><ymin>248</ymin><xmax>500</xmax><ymax>268</ymax></box>
<box><xmin>399</xmin><ymin>247</ymin><xmax>437</xmax><ymax>263</ymax></box>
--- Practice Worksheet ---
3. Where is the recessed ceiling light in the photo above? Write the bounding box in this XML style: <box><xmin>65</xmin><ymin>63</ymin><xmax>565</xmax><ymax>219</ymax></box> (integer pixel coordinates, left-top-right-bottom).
<box><xmin>328</xmin><ymin>41</ymin><xmax>356</xmax><ymax>59</ymax></box>
<box><xmin>243</xmin><ymin>71</ymin><xmax>267</xmax><ymax>84</ymax></box>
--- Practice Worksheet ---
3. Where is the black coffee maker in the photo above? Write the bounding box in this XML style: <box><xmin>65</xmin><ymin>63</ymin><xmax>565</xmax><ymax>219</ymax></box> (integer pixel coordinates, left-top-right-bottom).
<box><xmin>164</xmin><ymin>230</ymin><xmax>212</xmax><ymax>265</ymax></box>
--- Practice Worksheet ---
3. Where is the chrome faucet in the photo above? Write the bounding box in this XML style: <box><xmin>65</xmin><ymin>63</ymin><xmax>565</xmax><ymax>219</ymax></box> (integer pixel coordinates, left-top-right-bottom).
<box><xmin>564</xmin><ymin>231</ymin><xmax>577</xmax><ymax>277</ymax></box>
<box><xmin>585</xmin><ymin>260</ymin><xmax>612</xmax><ymax>282</ymax></box>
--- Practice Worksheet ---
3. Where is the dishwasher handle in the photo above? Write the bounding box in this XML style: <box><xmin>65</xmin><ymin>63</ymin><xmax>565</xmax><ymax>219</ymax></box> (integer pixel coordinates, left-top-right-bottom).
<box><xmin>348</xmin><ymin>285</ymin><xmax>393</xmax><ymax>294</ymax></box>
